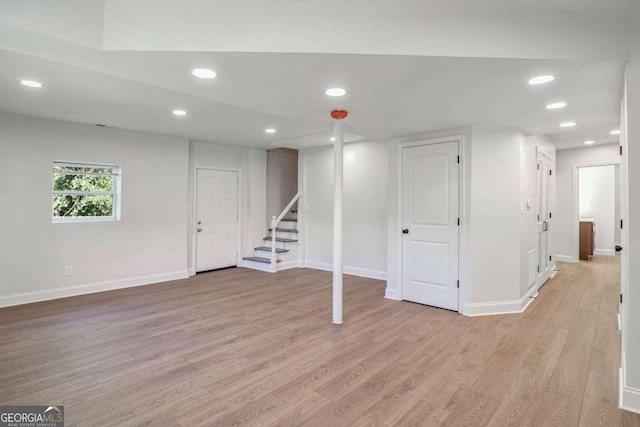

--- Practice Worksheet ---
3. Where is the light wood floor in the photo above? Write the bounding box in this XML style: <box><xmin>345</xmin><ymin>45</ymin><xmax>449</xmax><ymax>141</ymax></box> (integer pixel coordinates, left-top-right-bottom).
<box><xmin>1</xmin><ymin>257</ymin><xmax>639</xmax><ymax>426</ymax></box>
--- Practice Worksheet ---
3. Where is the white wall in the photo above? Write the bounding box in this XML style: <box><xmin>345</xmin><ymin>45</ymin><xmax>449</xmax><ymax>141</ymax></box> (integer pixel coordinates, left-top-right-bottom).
<box><xmin>266</xmin><ymin>148</ymin><xmax>298</xmax><ymax>223</ymax></box>
<box><xmin>467</xmin><ymin>127</ymin><xmax>523</xmax><ymax>307</ymax></box>
<box><xmin>0</xmin><ymin>112</ymin><xmax>189</xmax><ymax>307</ymax></box>
<box><xmin>579</xmin><ymin>165</ymin><xmax>616</xmax><ymax>254</ymax></box>
<box><xmin>301</xmin><ymin>140</ymin><xmax>388</xmax><ymax>279</ymax></box>
<box><xmin>615</xmin><ymin>164</ymin><xmax>621</xmax><ymax>246</ymax></box>
<box><xmin>385</xmin><ymin>126</ymin><xmax>537</xmax><ymax>315</ymax></box>
<box><xmin>554</xmin><ymin>143</ymin><xmax>620</xmax><ymax>261</ymax></box>
<box><xmin>519</xmin><ymin>135</ymin><xmax>556</xmax><ymax>296</ymax></box>
<box><xmin>188</xmin><ymin>141</ymin><xmax>267</xmax><ymax>273</ymax></box>
<box><xmin>621</xmin><ymin>12</ymin><xmax>640</xmax><ymax>412</ymax></box>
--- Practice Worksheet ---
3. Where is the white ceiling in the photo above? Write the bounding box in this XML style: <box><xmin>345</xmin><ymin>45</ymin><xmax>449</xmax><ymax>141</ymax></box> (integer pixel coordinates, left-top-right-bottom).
<box><xmin>0</xmin><ymin>1</ymin><xmax>631</xmax><ymax>149</ymax></box>
<box><xmin>549</xmin><ymin>126</ymin><xmax>621</xmax><ymax>150</ymax></box>
<box><xmin>411</xmin><ymin>0</ymin><xmax>640</xmax><ymax>15</ymax></box>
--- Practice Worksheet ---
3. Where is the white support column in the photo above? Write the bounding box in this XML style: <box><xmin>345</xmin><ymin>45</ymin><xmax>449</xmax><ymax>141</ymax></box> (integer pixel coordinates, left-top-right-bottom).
<box><xmin>333</xmin><ymin>121</ymin><xmax>344</xmax><ymax>325</ymax></box>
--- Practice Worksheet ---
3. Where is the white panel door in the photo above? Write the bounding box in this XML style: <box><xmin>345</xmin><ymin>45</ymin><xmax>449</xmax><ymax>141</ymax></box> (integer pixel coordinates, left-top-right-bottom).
<box><xmin>537</xmin><ymin>151</ymin><xmax>552</xmax><ymax>287</ymax></box>
<box><xmin>402</xmin><ymin>141</ymin><xmax>459</xmax><ymax>311</ymax></box>
<box><xmin>196</xmin><ymin>169</ymin><xmax>239</xmax><ymax>272</ymax></box>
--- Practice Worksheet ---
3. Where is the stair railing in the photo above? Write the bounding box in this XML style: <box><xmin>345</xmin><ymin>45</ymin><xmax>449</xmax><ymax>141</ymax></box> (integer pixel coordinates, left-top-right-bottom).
<box><xmin>271</xmin><ymin>192</ymin><xmax>301</xmax><ymax>269</ymax></box>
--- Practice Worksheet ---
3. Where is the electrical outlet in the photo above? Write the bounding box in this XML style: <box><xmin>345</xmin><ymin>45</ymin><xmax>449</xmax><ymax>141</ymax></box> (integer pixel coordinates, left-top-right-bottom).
<box><xmin>65</xmin><ymin>266</ymin><xmax>73</xmax><ymax>276</ymax></box>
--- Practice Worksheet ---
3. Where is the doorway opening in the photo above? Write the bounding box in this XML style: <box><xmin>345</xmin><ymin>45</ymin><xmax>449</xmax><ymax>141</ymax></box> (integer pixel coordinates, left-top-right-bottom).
<box><xmin>575</xmin><ymin>164</ymin><xmax>621</xmax><ymax>262</ymax></box>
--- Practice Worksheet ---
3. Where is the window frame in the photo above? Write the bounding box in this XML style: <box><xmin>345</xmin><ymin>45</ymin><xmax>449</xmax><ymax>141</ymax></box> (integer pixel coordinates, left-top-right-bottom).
<box><xmin>52</xmin><ymin>161</ymin><xmax>122</xmax><ymax>223</ymax></box>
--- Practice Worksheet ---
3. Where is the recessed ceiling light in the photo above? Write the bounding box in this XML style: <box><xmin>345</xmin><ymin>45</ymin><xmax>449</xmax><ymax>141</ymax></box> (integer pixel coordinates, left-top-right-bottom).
<box><xmin>265</xmin><ymin>128</ymin><xmax>276</xmax><ymax>134</ymax></box>
<box><xmin>528</xmin><ymin>75</ymin><xmax>554</xmax><ymax>85</ymax></box>
<box><xmin>20</xmin><ymin>80</ymin><xmax>42</xmax><ymax>88</ymax></box>
<box><xmin>326</xmin><ymin>88</ymin><xmax>346</xmax><ymax>97</ymax></box>
<box><xmin>610</xmin><ymin>130</ymin><xmax>621</xmax><ymax>135</ymax></box>
<box><xmin>172</xmin><ymin>110</ymin><xmax>187</xmax><ymax>116</ymax></box>
<box><xmin>559</xmin><ymin>121</ymin><xmax>577</xmax><ymax>128</ymax></box>
<box><xmin>546</xmin><ymin>102</ymin><xmax>567</xmax><ymax>110</ymax></box>
<box><xmin>192</xmin><ymin>68</ymin><xmax>218</xmax><ymax>79</ymax></box>
<box><xmin>330</xmin><ymin>137</ymin><xmax>336</xmax><ymax>141</ymax></box>
<box><xmin>584</xmin><ymin>140</ymin><xmax>595</xmax><ymax>145</ymax></box>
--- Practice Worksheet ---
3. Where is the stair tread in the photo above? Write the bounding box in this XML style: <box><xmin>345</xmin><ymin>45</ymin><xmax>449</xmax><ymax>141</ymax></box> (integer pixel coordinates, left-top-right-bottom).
<box><xmin>255</xmin><ymin>247</ymin><xmax>289</xmax><ymax>253</ymax></box>
<box><xmin>243</xmin><ymin>257</ymin><xmax>280</xmax><ymax>264</ymax></box>
<box><xmin>263</xmin><ymin>237</ymin><xmax>298</xmax><ymax>243</ymax></box>
<box><xmin>281</xmin><ymin>218</ymin><xmax>298</xmax><ymax>222</ymax></box>
<box><xmin>268</xmin><ymin>228</ymin><xmax>299</xmax><ymax>233</ymax></box>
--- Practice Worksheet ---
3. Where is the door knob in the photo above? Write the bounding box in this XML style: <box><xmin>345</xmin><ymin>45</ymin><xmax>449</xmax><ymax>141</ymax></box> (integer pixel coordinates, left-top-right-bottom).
<box><xmin>402</xmin><ymin>229</ymin><xmax>409</xmax><ymax>234</ymax></box>
<box><xmin>197</xmin><ymin>221</ymin><xmax>201</xmax><ymax>225</ymax></box>
<box><xmin>197</xmin><ymin>228</ymin><xmax>202</xmax><ymax>232</ymax></box>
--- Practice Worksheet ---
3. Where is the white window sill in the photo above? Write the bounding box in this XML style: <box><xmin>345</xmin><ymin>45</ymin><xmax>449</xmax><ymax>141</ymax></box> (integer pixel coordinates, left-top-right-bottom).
<box><xmin>52</xmin><ymin>217</ymin><xmax>119</xmax><ymax>224</ymax></box>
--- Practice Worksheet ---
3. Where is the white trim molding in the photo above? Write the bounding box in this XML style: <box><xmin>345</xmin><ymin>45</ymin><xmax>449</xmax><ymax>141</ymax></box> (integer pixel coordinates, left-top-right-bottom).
<box><xmin>0</xmin><ymin>270</ymin><xmax>189</xmax><ymax>308</ymax></box>
<box><xmin>462</xmin><ymin>286</ymin><xmax>537</xmax><ymax>316</ymax></box>
<box><xmin>555</xmin><ymin>254</ymin><xmax>579</xmax><ymax>263</ymax></box>
<box><xmin>620</xmin><ymin>355</ymin><xmax>640</xmax><ymax>414</ymax></box>
<box><xmin>594</xmin><ymin>249</ymin><xmax>616</xmax><ymax>257</ymax></box>
<box><xmin>384</xmin><ymin>288</ymin><xmax>401</xmax><ymax>300</ymax></box>
<box><xmin>305</xmin><ymin>261</ymin><xmax>386</xmax><ymax>281</ymax></box>
<box><xmin>277</xmin><ymin>260</ymin><xmax>302</xmax><ymax>271</ymax></box>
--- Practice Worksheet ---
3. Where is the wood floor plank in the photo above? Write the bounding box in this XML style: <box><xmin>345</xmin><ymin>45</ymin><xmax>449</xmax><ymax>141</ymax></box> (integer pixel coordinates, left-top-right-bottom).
<box><xmin>366</xmin><ymin>348</ymin><xmax>463</xmax><ymax>425</ymax></box>
<box><xmin>392</xmin><ymin>396</ymin><xmax>450</xmax><ymax>427</ymax></box>
<box><xmin>304</xmin><ymin>362</ymin><xmax>412</xmax><ymax>427</ymax></box>
<box><xmin>0</xmin><ymin>258</ymin><xmax>635</xmax><ymax>426</ymax></box>
<box><xmin>486</xmin><ymin>369</ymin><xmax>550</xmax><ymax>427</ymax></box>
<box><xmin>533</xmin><ymin>392</ymin><xmax>583</xmax><ymax>427</ymax></box>
<box><xmin>440</xmin><ymin>389</ymin><xmax>501</xmax><ymax>427</ymax></box>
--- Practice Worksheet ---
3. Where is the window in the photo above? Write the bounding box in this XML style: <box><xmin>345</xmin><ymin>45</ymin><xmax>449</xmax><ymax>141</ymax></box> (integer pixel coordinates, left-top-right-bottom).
<box><xmin>52</xmin><ymin>161</ymin><xmax>121</xmax><ymax>222</ymax></box>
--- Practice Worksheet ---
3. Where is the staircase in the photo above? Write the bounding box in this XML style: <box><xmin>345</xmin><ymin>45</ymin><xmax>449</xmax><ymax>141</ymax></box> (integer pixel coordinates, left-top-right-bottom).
<box><xmin>242</xmin><ymin>206</ymin><xmax>299</xmax><ymax>272</ymax></box>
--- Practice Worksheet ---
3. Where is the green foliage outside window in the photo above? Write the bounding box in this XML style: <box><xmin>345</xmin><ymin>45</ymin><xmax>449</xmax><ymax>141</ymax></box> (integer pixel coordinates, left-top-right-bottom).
<box><xmin>52</xmin><ymin>164</ymin><xmax>118</xmax><ymax>218</ymax></box>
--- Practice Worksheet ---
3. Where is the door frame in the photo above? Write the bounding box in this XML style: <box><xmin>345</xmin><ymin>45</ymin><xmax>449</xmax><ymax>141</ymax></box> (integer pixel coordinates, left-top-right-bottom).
<box><xmin>396</xmin><ymin>135</ymin><xmax>465</xmax><ymax>311</ymax></box>
<box><xmin>571</xmin><ymin>160</ymin><xmax>620</xmax><ymax>263</ymax></box>
<box><xmin>535</xmin><ymin>146</ymin><xmax>554</xmax><ymax>290</ymax></box>
<box><xmin>191</xmin><ymin>166</ymin><xmax>242</xmax><ymax>274</ymax></box>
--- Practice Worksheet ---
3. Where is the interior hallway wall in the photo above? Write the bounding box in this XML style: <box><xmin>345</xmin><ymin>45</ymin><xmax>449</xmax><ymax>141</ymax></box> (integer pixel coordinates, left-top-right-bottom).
<box><xmin>621</xmin><ymin>12</ymin><xmax>640</xmax><ymax>410</ymax></box>
<box><xmin>519</xmin><ymin>135</ymin><xmax>556</xmax><ymax>296</ymax></box>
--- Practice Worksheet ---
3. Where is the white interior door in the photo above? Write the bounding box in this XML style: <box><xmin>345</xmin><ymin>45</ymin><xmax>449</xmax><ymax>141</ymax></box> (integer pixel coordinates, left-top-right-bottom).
<box><xmin>537</xmin><ymin>151</ymin><xmax>552</xmax><ymax>287</ymax></box>
<box><xmin>196</xmin><ymin>169</ymin><xmax>239</xmax><ymax>272</ymax></box>
<box><xmin>402</xmin><ymin>141</ymin><xmax>459</xmax><ymax>311</ymax></box>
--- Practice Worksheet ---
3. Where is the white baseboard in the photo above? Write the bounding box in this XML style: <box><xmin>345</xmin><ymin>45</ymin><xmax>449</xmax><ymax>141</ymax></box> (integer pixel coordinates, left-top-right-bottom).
<box><xmin>188</xmin><ymin>268</ymin><xmax>196</xmax><ymax>277</ymax></box>
<box><xmin>555</xmin><ymin>254</ymin><xmax>578</xmax><ymax>263</ymax></box>
<box><xmin>462</xmin><ymin>285</ymin><xmax>537</xmax><ymax>316</ymax></box>
<box><xmin>620</xmin><ymin>355</ymin><xmax>640</xmax><ymax>414</ymax></box>
<box><xmin>277</xmin><ymin>260</ymin><xmax>300</xmax><ymax>271</ymax></box>
<box><xmin>0</xmin><ymin>270</ymin><xmax>189</xmax><ymax>308</ymax></box>
<box><xmin>594</xmin><ymin>249</ymin><xmax>616</xmax><ymax>257</ymax></box>
<box><xmin>304</xmin><ymin>261</ymin><xmax>386</xmax><ymax>281</ymax></box>
<box><xmin>384</xmin><ymin>288</ymin><xmax>401</xmax><ymax>300</ymax></box>
<box><xmin>618</xmin><ymin>313</ymin><xmax>622</xmax><ymax>331</ymax></box>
